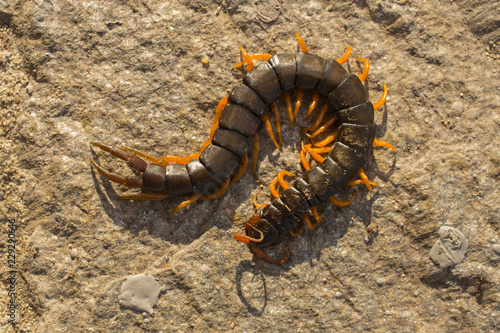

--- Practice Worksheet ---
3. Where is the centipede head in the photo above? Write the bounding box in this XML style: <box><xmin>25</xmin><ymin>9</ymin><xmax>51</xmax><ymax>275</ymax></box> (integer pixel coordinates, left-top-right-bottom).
<box><xmin>233</xmin><ymin>214</ymin><xmax>280</xmax><ymax>247</ymax></box>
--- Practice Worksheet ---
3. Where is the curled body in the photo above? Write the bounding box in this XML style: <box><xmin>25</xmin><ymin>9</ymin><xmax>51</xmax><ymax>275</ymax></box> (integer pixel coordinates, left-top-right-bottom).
<box><xmin>90</xmin><ymin>34</ymin><xmax>394</xmax><ymax>264</ymax></box>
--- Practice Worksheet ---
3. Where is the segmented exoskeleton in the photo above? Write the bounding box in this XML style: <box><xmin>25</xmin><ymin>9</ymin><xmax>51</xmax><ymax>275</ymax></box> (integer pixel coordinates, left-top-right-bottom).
<box><xmin>90</xmin><ymin>34</ymin><xmax>395</xmax><ymax>264</ymax></box>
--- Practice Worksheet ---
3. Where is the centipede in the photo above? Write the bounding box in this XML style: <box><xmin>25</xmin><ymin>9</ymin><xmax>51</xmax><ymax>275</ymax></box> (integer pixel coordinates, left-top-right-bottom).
<box><xmin>90</xmin><ymin>33</ymin><xmax>395</xmax><ymax>264</ymax></box>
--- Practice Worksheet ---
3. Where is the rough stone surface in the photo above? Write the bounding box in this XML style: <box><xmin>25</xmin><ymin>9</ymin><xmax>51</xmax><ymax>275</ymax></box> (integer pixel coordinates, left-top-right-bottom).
<box><xmin>0</xmin><ymin>0</ymin><xmax>499</xmax><ymax>332</ymax></box>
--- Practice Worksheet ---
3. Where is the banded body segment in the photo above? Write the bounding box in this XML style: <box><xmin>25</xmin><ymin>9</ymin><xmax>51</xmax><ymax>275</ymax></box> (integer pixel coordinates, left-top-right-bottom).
<box><xmin>243</xmin><ymin>61</ymin><xmax>282</xmax><ymax>104</ymax></box>
<box><xmin>295</xmin><ymin>53</ymin><xmax>327</xmax><ymax>90</ymax></box>
<box><xmin>199</xmin><ymin>144</ymin><xmax>240</xmax><ymax>183</ymax></box>
<box><xmin>268</xmin><ymin>53</ymin><xmax>297</xmax><ymax>91</ymax></box>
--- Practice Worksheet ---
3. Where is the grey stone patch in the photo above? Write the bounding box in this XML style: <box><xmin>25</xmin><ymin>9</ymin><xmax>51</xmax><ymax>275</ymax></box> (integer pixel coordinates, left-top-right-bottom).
<box><xmin>429</xmin><ymin>226</ymin><xmax>469</xmax><ymax>269</ymax></box>
<box><xmin>492</xmin><ymin>244</ymin><xmax>500</xmax><ymax>256</ymax></box>
<box><xmin>118</xmin><ymin>274</ymin><xmax>167</xmax><ymax>315</ymax></box>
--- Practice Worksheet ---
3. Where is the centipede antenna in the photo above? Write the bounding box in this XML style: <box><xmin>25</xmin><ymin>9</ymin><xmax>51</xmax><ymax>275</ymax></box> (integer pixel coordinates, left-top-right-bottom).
<box><xmin>251</xmin><ymin>244</ymin><xmax>290</xmax><ymax>265</ymax></box>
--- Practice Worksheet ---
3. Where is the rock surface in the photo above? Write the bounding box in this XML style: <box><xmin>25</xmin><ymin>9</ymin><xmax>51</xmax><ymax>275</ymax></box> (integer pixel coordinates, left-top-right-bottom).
<box><xmin>0</xmin><ymin>0</ymin><xmax>499</xmax><ymax>332</ymax></box>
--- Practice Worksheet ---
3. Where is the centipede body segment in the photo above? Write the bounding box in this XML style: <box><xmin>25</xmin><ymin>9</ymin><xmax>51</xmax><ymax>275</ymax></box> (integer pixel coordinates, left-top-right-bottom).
<box><xmin>90</xmin><ymin>34</ymin><xmax>395</xmax><ymax>264</ymax></box>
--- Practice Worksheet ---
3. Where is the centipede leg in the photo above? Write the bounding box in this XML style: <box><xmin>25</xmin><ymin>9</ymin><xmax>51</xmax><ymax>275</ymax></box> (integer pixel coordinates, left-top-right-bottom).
<box><xmin>300</xmin><ymin>142</ymin><xmax>312</xmax><ymax>171</ymax></box>
<box><xmin>253</xmin><ymin>193</ymin><xmax>267</xmax><ymax>209</ymax></box>
<box><xmin>122</xmin><ymin>146</ymin><xmax>167</xmax><ymax>166</ymax></box>
<box><xmin>373</xmin><ymin>138</ymin><xmax>396</xmax><ymax>152</ymax></box>
<box><xmin>270</xmin><ymin>102</ymin><xmax>283</xmax><ymax>145</ymax></box>
<box><xmin>202</xmin><ymin>179</ymin><xmax>230</xmax><ymax>200</ymax></box>
<box><xmin>260</xmin><ymin>114</ymin><xmax>280</xmax><ymax>149</ymax></box>
<box><xmin>119</xmin><ymin>192</ymin><xmax>169</xmax><ymax>200</ymax></box>
<box><xmin>230</xmin><ymin>154</ymin><xmax>249</xmax><ymax>185</ymax></box>
<box><xmin>233</xmin><ymin>53</ymin><xmax>273</xmax><ymax>70</ymax></box>
<box><xmin>168</xmin><ymin>193</ymin><xmax>201</xmax><ymax>218</ymax></box>
<box><xmin>270</xmin><ymin>170</ymin><xmax>295</xmax><ymax>198</ymax></box>
<box><xmin>283</xmin><ymin>91</ymin><xmax>294</xmax><ymax>129</ymax></box>
<box><xmin>294</xmin><ymin>89</ymin><xmax>304</xmax><ymax>122</ymax></box>
<box><xmin>347</xmin><ymin>168</ymin><xmax>378</xmax><ymax>191</ymax></box>
<box><xmin>303</xmin><ymin>103</ymin><xmax>328</xmax><ymax>132</ymax></box>
<box><xmin>336</xmin><ymin>46</ymin><xmax>352</xmax><ymax>65</ymax></box>
<box><xmin>201</xmin><ymin>95</ymin><xmax>229</xmax><ymax>153</ymax></box>
<box><xmin>310</xmin><ymin>131</ymin><xmax>337</xmax><ymax>148</ymax></box>
<box><xmin>296</xmin><ymin>33</ymin><xmax>309</xmax><ymax>53</ymax></box>
<box><xmin>329</xmin><ymin>191</ymin><xmax>356</xmax><ymax>207</ymax></box>
<box><xmin>373</xmin><ymin>83</ymin><xmax>388</xmax><ymax>111</ymax></box>
<box><xmin>307</xmin><ymin>92</ymin><xmax>320</xmax><ymax>119</ymax></box>
<box><xmin>289</xmin><ymin>224</ymin><xmax>303</xmax><ymax>237</ymax></box>
<box><xmin>303</xmin><ymin>115</ymin><xmax>336</xmax><ymax>139</ymax></box>
<box><xmin>252</xmin><ymin>132</ymin><xmax>260</xmax><ymax>174</ymax></box>
<box><xmin>357</xmin><ymin>57</ymin><xmax>370</xmax><ymax>82</ymax></box>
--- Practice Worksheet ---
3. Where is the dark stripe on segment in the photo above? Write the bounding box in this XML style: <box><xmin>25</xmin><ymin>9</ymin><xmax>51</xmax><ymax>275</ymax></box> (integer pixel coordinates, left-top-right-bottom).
<box><xmin>337</xmin><ymin>124</ymin><xmax>376</xmax><ymax>153</ymax></box>
<box><xmin>295</xmin><ymin>53</ymin><xmax>327</xmax><ymax>90</ymax></box>
<box><xmin>199</xmin><ymin>144</ymin><xmax>240</xmax><ymax>183</ymax></box>
<box><xmin>211</xmin><ymin>128</ymin><xmax>251</xmax><ymax>157</ymax></box>
<box><xmin>315</xmin><ymin>59</ymin><xmax>349</xmax><ymax>95</ymax></box>
<box><xmin>329</xmin><ymin>142</ymin><xmax>366</xmax><ymax>177</ymax></box>
<box><xmin>327</xmin><ymin>74</ymin><xmax>368</xmax><ymax>111</ymax></box>
<box><xmin>280</xmin><ymin>187</ymin><xmax>310</xmax><ymax>217</ymax></box>
<box><xmin>218</xmin><ymin>104</ymin><xmax>260</xmax><ymax>137</ymax></box>
<box><xmin>261</xmin><ymin>204</ymin><xmax>292</xmax><ymax>234</ymax></box>
<box><xmin>164</xmin><ymin>164</ymin><xmax>193</xmax><ymax>196</ymax></box>
<box><xmin>268</xmin><ymin>53</ymin><xmax>297</xmax><ymax>91</ymax></box>
<box><xmin>228</xmin><ymin>83</ymin><xmax>267</xmax><ymax>117</ymax></box>
<box><xmin>293</xmin><ymin>178</ymin><xmax>320</xmax><ymax>206</ymax></box>
<box><xmin>243</xmin><ymin>61</ymin><xmax>282</xmax><ymax>105</ymax></box>
<box><xmin>186</xmin><ymin>159</ymin><xmax>221</xmax><ymax>195</ymax></box>
<box><xmin>272</xmin><ymin>197</ymin><xmax>302</xmax><ymax>226</ymax></box>
<box><xmin>336</xmin><ymin>101</ymin><xmax>374</xmax><ymax>126</ymax></box>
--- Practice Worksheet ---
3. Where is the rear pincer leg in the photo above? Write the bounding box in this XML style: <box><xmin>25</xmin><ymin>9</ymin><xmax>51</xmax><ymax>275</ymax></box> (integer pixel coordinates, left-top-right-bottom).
<box><xmin>90</xmin><ymin>142</ymin><xmax>169</xmax><ymax>197</ymax></box>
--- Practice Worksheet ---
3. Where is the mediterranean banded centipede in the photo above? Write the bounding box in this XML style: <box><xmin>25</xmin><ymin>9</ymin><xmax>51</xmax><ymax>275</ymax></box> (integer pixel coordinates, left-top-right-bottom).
<box><xmin>90</xmin><ymin>34</ymin><xmax>395</xmax><ymax>264</ymax></box>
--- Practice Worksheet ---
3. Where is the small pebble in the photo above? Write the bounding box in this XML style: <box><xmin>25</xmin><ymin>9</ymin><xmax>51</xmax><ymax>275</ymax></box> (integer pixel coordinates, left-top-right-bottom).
<box><xmin>376</xmin><ymin>278</ymin><xmax>385</xmax><ymax>287</ymax></box>
<box><xmin>429</xmin><ymin>226</ymin><xmax>469</xmax><ymax>268</ymax></box>
<box><xmin>414</xmin><ymin>291</ymin><xmax>419</xmax><ymax>297</ymax></box>
<box><xmin>201</xmin><ymin>264</ymin><xmax>210</xmax><ymax>274</ymax></box>
<box><xmin>492</xmin><ymin>244</ymin><xmax>500</xmax><ymax>256</ymax></box>
<box><xmin>119</xmin><ymin>274</ymin><xmax>166</xmax><ymax>315</ymax></box>
<box><xmin>70</xmin><ymin>248</ymin><xmax>78</xmax><ymax>259</ymax></box>
<box><xmin>334</xmin><ymin>291</ymin><xmax>343</xmax><ymax>299</ymax></box>
<box><xmin>451</xmin><ymin>101</ymin><xmax>464</xmax><ymax>116</ymax></box>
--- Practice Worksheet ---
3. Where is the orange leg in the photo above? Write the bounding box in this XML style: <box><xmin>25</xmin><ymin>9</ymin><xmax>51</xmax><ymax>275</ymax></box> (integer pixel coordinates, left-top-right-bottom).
<box><xmin>300</xmin><ymin>141</ymin><xmax>312</xmax><ymax>171</ymax></box>
<box><xmin>329</xmin><ymin>191</ymin><xmax>356</xmax><ymax>207</ymax></box>
<box><xmin>304</xmin><ymin>115</ymin><xmax>336</xmax><ymax>139</ymax></box>
<box><xmin>202</xmin><ymin>179</ymin><xmax>231</xmax><ymax>200</ymax></box>
<box><xmin>296</xmin><ymin>33</ymin><xmax>309</xmax><ymax>53</ymax></box>
<box><xmin>303</xmin><ymin>214</ymin><xmax>316</xmax><ymax>231</ymax></box>
<box><xmin>290</xmin><ymin>224</ymin><xmax>303</xmax><ymax>237</ymax></box>
<box><xmin>119</xmin><ymin>193</ymin><xmax>169</xmax><ymax>200</ymax></box>
<box><xmin>357</xmin><ymin>57</ymin><xmax>370</xmax><ymax>82</ymax></box>
<box><xmin>270</xmin><ymin>170</ymin><xmax>295</xmax><ymax>198</ymax></box>
<box><xmin>261</xmin><ymin>114</ymin><xmax>280</xmax><ymax>149</ymax></box>
<box><xmin>373</xmin><ymin>83</ymin><xmax>388</xmax><ymax>111</ymax></box>
<box><xmin>122</xmin><ymin>146</ymin><xmax>168</xmax><ymax>167</ymax></box>
<box><xmin>236</xmin><ymin>47</ymin><xmax>255</xmax><ymax>72</ymax></box>
<box><xmin>307</xmin><ymin>92</ymin><xmax>320</xmax><ymax>119</ymax></box>
<box><xmin>270</xmin><ymin>102</ymin><xmax>283</xmax><ymax>145</ymax></box>
<box><xmin>303</xmin><ymin>103</ymin><xmax>328</xmax><ymax>132</ymax></box>
<box><xmin>336</xmin><ymin>46</ymin><xmax>352</xmax><ymax>65</ymax></box>
<box><xmin>234</xmin><ymin>223</ymin><xmax>265</xmax><ymax>244</ymax></box>
<box><xmin>294</xmin><ymin>89</ymin><xmax>304</xmax><ymax>121</ymax></box>
<box><xmin>230</xmin><ymin>154</ymin><xmax>249</xmax><ymax>185</ymax></box>
<box><xmin>233</xmin><ymin>53</ymin><xmax>273</xmax><ymax>70</ymax></box>
<box><xmin>283</xmin><ymin>91</ymin><xmax>294</xmax><ymax>129</ymax></box>
<box><xmin>201</xmin><ymin>95</ymin><xmax>229</xmax><ymax>153</ymax></box>
<box><xmin>347</xmin><ymin>168</ymin><xmax>378</xmax><ymax>192</ymax></box>
<box><xmin>252</xmin><ymin>132</ymin><xmax>260</xmax><ymax>174</ymax></box>
<box><xmin>312</xmin><ymin>206</ymin><xmax>322</xmax><ymax>223</ymax></box>
<box><xmin>168</xmin><ymin>193</ymin><xmax>201</xmax><ymax>218</ymax></box>
<box><xmin>253</xmin><ymin>193</ymin><xmax>267</xmax><ymax>209</ymax></box>
<box><xmin>310</xmin><ymin>131</ymin><xmax>337</xmax><ymax>148</ymax></box>
<box><xmin>373</xmin><ymin>138</ymin><xmax>396</xmax><ymax>153</ymax></box>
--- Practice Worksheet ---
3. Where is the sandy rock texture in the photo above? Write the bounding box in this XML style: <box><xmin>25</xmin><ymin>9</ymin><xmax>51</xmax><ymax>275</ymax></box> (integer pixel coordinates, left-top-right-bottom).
<box><xmin>0</xmin><ymin>0</ymin><xmax>499</xmax><ymax>332</ymax></box>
